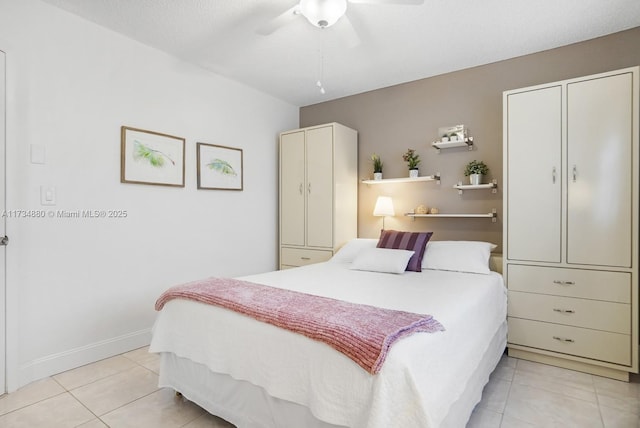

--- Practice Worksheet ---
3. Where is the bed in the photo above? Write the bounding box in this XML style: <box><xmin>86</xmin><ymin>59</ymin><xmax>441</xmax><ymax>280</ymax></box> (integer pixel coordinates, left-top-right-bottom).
<box><xmin>150</xmin><ymin>237</ymin><xmax>507</xmax><ymax>428</ymax></box>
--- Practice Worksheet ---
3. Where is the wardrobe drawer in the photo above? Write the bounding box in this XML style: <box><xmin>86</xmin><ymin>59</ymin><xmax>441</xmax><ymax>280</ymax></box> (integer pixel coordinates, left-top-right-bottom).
<box><xmin>281</xmin><ymin>247</ymin><xmax>333</xmax><ymax>267</ymax></box>
<box><xmin>508</xmin><ymin>291</ymin><xmax>631</xmax><ymax>334</ymax></box>
<box><xmin>507</xmin><ymin>265</ymin><xmax>630</xmax><ymax>303</ymax></box>
<box><xmin>508</xmin><ymin>318</ymin><xmax>631</xmax><ymax>366</ymax></box>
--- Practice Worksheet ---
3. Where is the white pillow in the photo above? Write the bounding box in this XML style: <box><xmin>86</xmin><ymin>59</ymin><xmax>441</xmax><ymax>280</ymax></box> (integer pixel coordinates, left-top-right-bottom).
<box><xmin>422</xmin><ymin>241</ymin><xmax>496</xmax><ymax>274</ymax></box>
<box><xmin>330</xmin><ymin>238</ymin><xmax>378</xmax><ymax>263</ymax></box>
<box><xmin>350</xmin><ymin>248</ymin><xmax>415</xmax><ymax>274</ymax></box>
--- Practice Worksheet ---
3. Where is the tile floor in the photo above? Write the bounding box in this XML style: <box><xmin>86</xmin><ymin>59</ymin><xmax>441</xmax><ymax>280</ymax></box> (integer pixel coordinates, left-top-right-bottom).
<box><xmin>0</xmin><ymin>347</ymin><xmax>638</xmax><ymax>427</ymax></box>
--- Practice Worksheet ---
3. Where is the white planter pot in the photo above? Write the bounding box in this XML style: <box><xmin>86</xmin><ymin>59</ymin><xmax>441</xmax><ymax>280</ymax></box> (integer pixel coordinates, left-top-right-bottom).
<box><xmin>373</xmin><ymin>172</ymin><xmax>383</xmax><ymax>180</ymax></box>
<box><xmin>409</xmin><ymin>169</ymin><xmax>419</xmax><ymax>178</ymax></box>
<box><xmin>469</xmin><ymin>174</ymin><xmax>483</xmax><ymax>185</ymax></box>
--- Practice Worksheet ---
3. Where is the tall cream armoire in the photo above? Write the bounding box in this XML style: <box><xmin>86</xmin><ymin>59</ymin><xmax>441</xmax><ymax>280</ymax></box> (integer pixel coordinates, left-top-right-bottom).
<box><xmin>279</xmin><ymin>123</ymin><xmax>358</xmax><ymax>270</ymax></box>
<box><xmin>503</xmin><ymin>67</ymin><xmax>639</xmax><ymax>381</ymax></box>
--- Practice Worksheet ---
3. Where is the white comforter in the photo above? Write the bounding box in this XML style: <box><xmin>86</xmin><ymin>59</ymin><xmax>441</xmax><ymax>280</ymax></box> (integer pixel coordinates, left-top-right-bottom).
<box><xmin>150</xmin><ymin>261</ymin><xmax>507</xmax><ymax>428</ymax></box>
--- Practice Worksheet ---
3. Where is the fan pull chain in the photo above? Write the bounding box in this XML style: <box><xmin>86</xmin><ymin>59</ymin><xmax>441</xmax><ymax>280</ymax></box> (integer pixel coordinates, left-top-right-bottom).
<box><xmin>316</xmin><ymin>30</ymin><xmax>326</xmax><ymax>94</ymax></box>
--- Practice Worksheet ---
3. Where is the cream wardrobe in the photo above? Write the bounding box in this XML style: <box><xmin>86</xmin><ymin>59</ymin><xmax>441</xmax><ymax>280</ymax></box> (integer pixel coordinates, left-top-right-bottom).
<box><xmin>503</xmin><ymin>67</ymin><xmax>639</xmax><ymax>380</ymax></box>
<box><xmin>279</xmin><ymin>123</ymin><xmax>358</xmax><ymax>270</ymax></box>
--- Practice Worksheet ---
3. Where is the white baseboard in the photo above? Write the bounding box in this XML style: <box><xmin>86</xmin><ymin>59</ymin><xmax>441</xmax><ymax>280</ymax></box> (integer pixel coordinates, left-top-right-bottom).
<box><xmin>12</xmin><ymin>329</ymin><xmax>151</xmax><ymax>392</ymax></box>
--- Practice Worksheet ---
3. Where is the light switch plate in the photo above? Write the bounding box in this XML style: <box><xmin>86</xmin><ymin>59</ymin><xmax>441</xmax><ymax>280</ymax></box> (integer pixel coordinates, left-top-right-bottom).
<box><xmin>31</xmin><ymin>145</ymin><xmax>46</xmax><ymax>164</ymax></box>
<box><xmin>40</xmin><ymin>186</ymin><xmax>56</xmax><ymax>206</ymax></box>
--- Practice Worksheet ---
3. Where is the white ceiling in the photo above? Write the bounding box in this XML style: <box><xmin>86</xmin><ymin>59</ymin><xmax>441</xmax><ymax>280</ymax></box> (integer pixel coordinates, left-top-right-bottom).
<box><xmin>40</xmin><ymin>0</ymin><xmax>640</xmax><ymax>107</ymax></box>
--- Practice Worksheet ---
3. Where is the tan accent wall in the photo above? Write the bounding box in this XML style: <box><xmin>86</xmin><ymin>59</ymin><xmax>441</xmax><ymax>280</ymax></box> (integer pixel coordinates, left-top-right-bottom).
<box><xmin>300</xmin><ymin>27</ymin><xmax>640</xmax><ymax>251</ymax></box>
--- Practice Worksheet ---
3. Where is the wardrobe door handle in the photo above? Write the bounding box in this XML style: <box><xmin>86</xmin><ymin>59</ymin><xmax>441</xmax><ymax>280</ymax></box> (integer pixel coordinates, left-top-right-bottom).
<box><xmin>308</xmin><ymin>183</ymin><xmax>311</xmax><ymax>194</ymax></box>
<box><xmin>572</xmin><ymin>165</ymin><xmax>577</xmax><ymax>182</ymax></box>
<box><xmin>552</xmin><ymin>167</ymin><xmax>557</xmax><ymax>184</ymax></box>
<box><xmin>299</xmin><ymin>183</ymin><xmax>303</xmax><ymax>195</ymax></box>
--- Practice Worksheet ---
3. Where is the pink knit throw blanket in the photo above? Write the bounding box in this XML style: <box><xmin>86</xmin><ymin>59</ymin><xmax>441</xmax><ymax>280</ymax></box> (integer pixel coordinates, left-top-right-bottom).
<box><xmin>155</xmin><ymin>277</ymin><xmax>444</xmax><ymax>374</ymax></box>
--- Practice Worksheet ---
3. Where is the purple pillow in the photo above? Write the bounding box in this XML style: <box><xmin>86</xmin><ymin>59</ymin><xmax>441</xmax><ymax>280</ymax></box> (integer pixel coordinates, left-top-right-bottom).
<box><xmin>376</xmin><ymin>230</ymin><xmax>433</xmax><ymax>272</ymax></box>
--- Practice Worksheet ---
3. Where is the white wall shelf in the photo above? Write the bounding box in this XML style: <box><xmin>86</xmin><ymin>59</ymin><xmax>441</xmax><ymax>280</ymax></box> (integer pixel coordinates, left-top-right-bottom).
<box><xmin>405</xmin><ymin>208</ymin><xmax>498</xmax><ymax>222</ymax></box>
<box><xmin>453</xmin><ymin>179</ymin><xmax>498</xmax><ymax>194</ymax></box>
<box><xmin>432</xmin><ymin>137</ymin><xmax>474</xmax><ymax>152</ymax></box>
<box><xmin>362</xmin><ymin>174</ymin><xmax>441</xmax><ymax>185</ymax></box>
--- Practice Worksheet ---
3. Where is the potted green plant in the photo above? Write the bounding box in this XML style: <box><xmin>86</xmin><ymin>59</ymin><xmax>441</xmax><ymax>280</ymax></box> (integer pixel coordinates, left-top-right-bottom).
<box><xmin>464</xmin><ymin>160</ymin><xmax>489</xmax><ymax>185</ymax></box>
<box><xmin>402</xmin><ymin>149</ymin><xmax>421</xmax><ymax>178</ymax></box>
<box><xmin>371</xmin><ymin>153</ymin><xmax>383</xmax><ymax>180</ymax></box>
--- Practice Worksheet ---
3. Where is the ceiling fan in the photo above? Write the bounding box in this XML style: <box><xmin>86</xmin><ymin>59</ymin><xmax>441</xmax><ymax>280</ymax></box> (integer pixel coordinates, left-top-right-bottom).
<box><xmin>258</xmin><ymin>0</ymin><xmax>425</xmax><ymax>40</ymax></box>
<box><xmin>258</xmin><ymin>0</ymin><xmax>424</xmax><ymax>95</ymax></box>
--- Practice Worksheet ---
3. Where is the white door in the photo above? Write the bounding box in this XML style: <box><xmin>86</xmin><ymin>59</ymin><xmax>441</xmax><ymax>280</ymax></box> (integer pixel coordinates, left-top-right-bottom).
<box><xmin>306</xmin><ymin>126</ymin><xmax>333</xmax><ymax>248</ymax></box>
<box><xmin>506</xmin><ymin>86</ymin><xmax>562</xmax><ymax>263</ymax></box>
<box><xmin>567</xmin><ymin>72</ymin><xmax>633</xmax><ymax>267</ymax></box>
<box><xmin>280</xmin><ymin>131</ymin><xmax>306</xmax><ymax>246</ymax></box>
<box><xmin>0</xmin><ymin>49</ymin><xmax>6</xmax><ymax>394</ymax></box>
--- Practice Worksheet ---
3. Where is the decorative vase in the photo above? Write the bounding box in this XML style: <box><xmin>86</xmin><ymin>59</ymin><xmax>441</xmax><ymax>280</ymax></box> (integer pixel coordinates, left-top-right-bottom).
<box><xmin>469</xmin><ymin>173</ymin><xmax>483</xmax><ymax>185</ymax></box>
<box><xmin>409</xmin><ymin>169</ymin><xmax>419</xmax><ymax>178</ymax></box>
<box><xmin>373</xmin><ymin>172</ymin><xmax>382</xmax><ymax>180</ymax></box>
<box><xmin>415</xmin><ymin>204</ymin><xmax>428</xmax><ymax>214</ymax></box>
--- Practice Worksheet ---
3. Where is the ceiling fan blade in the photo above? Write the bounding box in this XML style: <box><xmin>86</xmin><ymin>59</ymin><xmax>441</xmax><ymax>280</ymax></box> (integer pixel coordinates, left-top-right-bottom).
<box><xmin>348</xmin><ymin>0</ymin><xmax>424</xmax><ymax>4</ymax></box>
<box><xmin>257</xmin><ymin>5</ymin><xmax>300</xmax><ymax>35</ymax></box>
<box><xmin>339</xmin><ymin>15</ymin><xmax>361</xmax><ymax>48</ymax></box>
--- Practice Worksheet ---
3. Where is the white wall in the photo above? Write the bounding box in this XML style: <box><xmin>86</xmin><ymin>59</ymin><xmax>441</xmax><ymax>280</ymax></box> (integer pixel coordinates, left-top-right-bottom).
<box><xmin>0</xmin><ymin>0</ymin><xmax>298</xmax><ymax>390</ymax></box>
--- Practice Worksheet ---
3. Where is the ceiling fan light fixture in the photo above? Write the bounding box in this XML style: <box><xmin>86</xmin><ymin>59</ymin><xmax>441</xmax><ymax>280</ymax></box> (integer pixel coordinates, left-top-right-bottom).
<box><xmin>300</xmin><ymin>0</ymin><xmax>348</xmax><ymax>28</ymax></box>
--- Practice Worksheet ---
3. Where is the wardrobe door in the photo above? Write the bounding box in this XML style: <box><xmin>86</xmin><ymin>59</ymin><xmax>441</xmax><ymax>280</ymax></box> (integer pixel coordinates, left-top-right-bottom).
<box><xmin>567</xmin><ymin>72</ymin><xmax>633</xmax><ymax>267</ymax></box>
<box><xmin>305</xmin><ymin>126</ymin><xmax>334</xmax><ymax>248</ymax></box>
<box><xmin>280</xmin><ymin>130</ymin><xmax>306</xmax><ymax>246</ymax></box>
<box><xmin>506</xmin><ymin>86</ymin><xmax>562</xmax><ymax>263</ymax></box>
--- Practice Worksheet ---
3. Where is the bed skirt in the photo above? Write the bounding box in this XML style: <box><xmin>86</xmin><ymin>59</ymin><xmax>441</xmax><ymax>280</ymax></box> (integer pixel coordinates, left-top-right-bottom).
<box><xmin>157</xmin><ymin>321</ymin><xmax>507</xmax><ymax>428</ymax></box>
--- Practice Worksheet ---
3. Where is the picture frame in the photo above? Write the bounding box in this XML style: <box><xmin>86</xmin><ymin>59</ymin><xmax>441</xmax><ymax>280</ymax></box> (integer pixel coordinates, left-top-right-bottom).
<box><xmin>121</xmin><ymin>126</ymin><xmax>185</xmax><ymax>187</ymax></box>
<box><xmin>197</xmin><ymin>143</ymin><xmax>244</xmax><ymax>191</ymax></box>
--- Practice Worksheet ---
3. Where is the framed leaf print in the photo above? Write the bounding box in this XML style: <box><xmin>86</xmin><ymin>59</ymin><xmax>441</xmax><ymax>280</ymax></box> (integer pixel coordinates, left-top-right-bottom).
<box><xmin>197</xmin><ymin>143</ymin><xmax>243</xmax><ymax>191</ymax></box>
<box><xmin>121</xmin><ymin>126</ymin><xmax>185</xmax><ymax>187</ymax></box>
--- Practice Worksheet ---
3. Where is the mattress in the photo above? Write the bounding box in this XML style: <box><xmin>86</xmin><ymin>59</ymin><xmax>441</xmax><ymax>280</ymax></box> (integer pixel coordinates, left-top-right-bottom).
<box><xmin>158</xmin><ymin>321</ymin><xmax>506</xmax><ymax>428</ymax></box>
<box><xmin>150</xmin><ymin>257</ymin><xmax>507</xmax><ymax>428</ymax></box>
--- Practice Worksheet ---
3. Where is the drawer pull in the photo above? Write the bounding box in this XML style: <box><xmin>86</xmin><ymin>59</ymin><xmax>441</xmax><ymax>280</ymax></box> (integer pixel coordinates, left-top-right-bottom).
<box><xmin>300</xmin><ymin>257</ymin><xmax>311</xmax><ymax>260</ymax></box>
<box><xmin>553</xmin><ymin>280</ymin><xmax>575</xmax><ymax>285</ymax></box>
<box><xmin>552</xmin><ymin>308</ymin><xmax>575</xmax><ymax>314</ymax></box>
<box><xmin>552</xmin><ymin>336</ymin><xmax>575</xmax><ymax>343</ymax></box>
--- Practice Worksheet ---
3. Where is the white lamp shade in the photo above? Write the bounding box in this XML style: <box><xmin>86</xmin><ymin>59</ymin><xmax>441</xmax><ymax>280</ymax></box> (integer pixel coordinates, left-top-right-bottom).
<box><xmin>300</xmin><ymin>0</ymin><xmax>347</xmax><ymax>28</ymax></box>
<box><xmin>373</xmin><ymin>196</ymin><xmax>395</xmax><ymax>217</ymax></box>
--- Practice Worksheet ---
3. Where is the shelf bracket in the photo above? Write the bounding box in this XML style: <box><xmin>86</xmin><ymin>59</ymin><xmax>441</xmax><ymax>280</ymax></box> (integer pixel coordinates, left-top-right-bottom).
<box><xmin>492</xmin><ymin>179</ymin><xmax>498</xmax><ymax>193</ymax></box>
<box><xmin>491</xmin><ymin>208</ymin><xmax>497</xmax><ymax>223</ymax></box>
